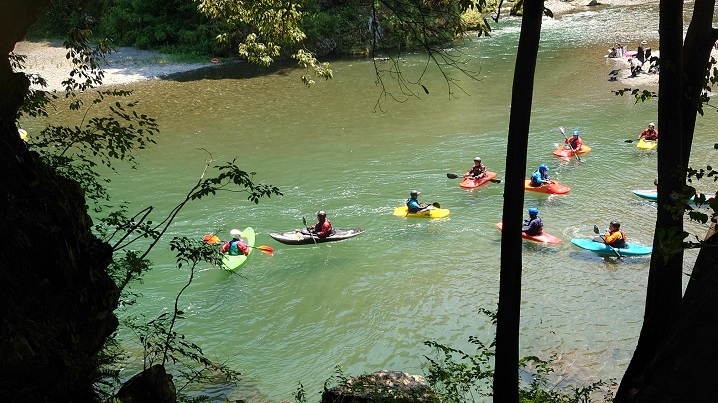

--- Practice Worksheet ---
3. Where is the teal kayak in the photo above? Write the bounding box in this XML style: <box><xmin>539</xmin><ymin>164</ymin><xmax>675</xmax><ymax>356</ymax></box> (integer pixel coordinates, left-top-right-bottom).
<box><xmin>221</xmin><ymin>227</ymin><xmax>255</xmax><ymax>271</ymax></box>
<box><xmin>570</xmin><ymin>238</ymin><xmax>652</xmax><ymax>257</ymax></box>
<box><xmin>632</xmin><ymin>189</ymin><xmax>657</xmax><ymax>201</ymax></box>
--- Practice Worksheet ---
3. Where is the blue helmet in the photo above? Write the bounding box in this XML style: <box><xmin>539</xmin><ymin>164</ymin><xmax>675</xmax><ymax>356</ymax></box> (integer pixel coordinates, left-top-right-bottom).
<box><xmin>539</xmin><ymin>164</ymin><xmax>549</xmax><ymax>171</ymax></box>
<box><xmin>528</xmin><ymin>208</ymin><xmax>539</xmax><ymax>216</ymax></box>
<box><xmin>572</xmin><ymin>130</ymin><xmax>580</xmax><ymax>136</ymax></box>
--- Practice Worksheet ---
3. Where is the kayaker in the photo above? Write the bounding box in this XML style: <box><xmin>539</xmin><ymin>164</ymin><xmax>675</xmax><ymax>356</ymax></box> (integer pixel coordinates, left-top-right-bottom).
<box><xmin>522</xmin><ymin>208</ymin><xmax>543</xmax><ymax>236</ymax></box>
<box><xmin>407</xmin><ymin>190</ymin><xmax>432</xmax><ymax>213</ymax></box>
<box><xmin>565</xmin><ymin>130</ymin><xmax>583</xmax><ymax>151</ymax></box>
<box><xmin>306</xmin><ymin>210</ymin><xmax>333</xmax><ymax>238</ymax></box>
<box><xmin>465</xmin><ymin>157</ymin><xmax>487</xmax><ymax>179</ymax></box>
<box><xmin>221</xmin><ymin>229</ymin><xmax>249</xmax><ymax>256</ymax></box>
<box><xmin>595</xmin><ymin>221</ymin><xmax>627</xmax><ymax>248</ymax></box>
<box><xmin>638</xmin><ymin>122</ymin><xmax>658</xmax><ymax>140</ymax></box>
<box><xmin>530</xmin><ymin>164</ymin><xmax>552</xmax><ymax>187</ymax></box>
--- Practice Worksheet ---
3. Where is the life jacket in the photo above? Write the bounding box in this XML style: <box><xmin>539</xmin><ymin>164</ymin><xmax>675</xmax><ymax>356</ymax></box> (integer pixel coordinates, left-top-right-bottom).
<box><xmin>228</xmin><ymin>239</ymin><xmax>246</xmax><ymax>255</ymax></box>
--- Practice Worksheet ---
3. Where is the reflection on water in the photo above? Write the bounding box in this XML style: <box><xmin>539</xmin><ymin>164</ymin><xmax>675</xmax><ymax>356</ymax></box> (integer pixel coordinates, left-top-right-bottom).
<box><xmin>27</xmin><ymin>2</ymin><xmax>716</xmax><ymax>401</ymax></box>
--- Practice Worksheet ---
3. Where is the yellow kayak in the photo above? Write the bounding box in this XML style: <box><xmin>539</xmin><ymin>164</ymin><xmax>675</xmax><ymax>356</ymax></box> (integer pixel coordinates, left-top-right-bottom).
<box><xmin>393</xmin><ymin>205</ymin><xmax>450</xmax><ymax>218</ymax></box>
<box><xmin>637</xmin><ymin>138</ymin><xmax>657</xmax><ymax>150</ymax></box>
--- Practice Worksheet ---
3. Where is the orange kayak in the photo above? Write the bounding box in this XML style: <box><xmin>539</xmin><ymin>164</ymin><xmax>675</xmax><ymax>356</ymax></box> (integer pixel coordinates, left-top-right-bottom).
<box><xmin>496</xmin><ymin>222</ymin><xmax>562</xmax><ymax>244</ymax></box>
<box><xmin>459</xmin><ymin>171</ymin><xmax>498</xmax><ymax>189</ymax></box>
<box><xmin>524</xmin><ymin>179</ymin><xmax>571</xmax><ymax>194</ymax></box>
<box><xmin>553</xmin><ymin>145</ymin><xmax>592</xmax><ymax>158</ymax></box>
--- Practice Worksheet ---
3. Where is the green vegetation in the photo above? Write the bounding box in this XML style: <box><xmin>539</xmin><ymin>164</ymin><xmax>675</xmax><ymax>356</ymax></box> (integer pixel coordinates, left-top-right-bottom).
<box><xmin>15</xmin><ymin>24</ymin><xmax>281</xmax><ymax>400</ymax></box>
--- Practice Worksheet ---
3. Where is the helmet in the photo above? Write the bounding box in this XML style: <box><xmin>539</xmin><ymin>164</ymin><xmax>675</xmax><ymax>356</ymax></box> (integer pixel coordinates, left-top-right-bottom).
<box><xmin>230</xmin><ymin>229</ymin><xmax>243</xmax><ymax>238</ymax></box>
<box><xmin>317</xmin><ymin>210</ymin><xmax>327</xmax><ymax>217</ymax></box>
<box><xmin>474</xmin><ymin>157</ymin><xmax>482</xmax><ymax>162</ymax></box>
<box><xmin>410</xmin><ymin>190</ymin><xmax>420</xmax><ymax>196</ymax></box>
<box><xmin>610</xmin><ymin>220</ymin><xmax>620</xmax><ymax>228</ymax></box>
<box><xmin>572</xmin><ymin>130</ymin><xmax>580</xmax><ymax>136</ymax></box>
<box><xmin>539</xmin><ymin>164</ymin><xmax>549</xmax><ymax>171</ymax></box>
<box><xmin>528</xmin><ymin>208</ymin><xmax>539</xmax><ymax>215</ymax></box>
<box><xmin>649</xmin><ymin>122</ymin><xmax>655</xmax><ymax>128</ymax></box>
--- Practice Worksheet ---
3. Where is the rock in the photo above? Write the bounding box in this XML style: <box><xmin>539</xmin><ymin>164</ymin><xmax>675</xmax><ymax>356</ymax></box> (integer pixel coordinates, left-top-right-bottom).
<box><xmin>115</xmin><ymin>364</ymin><xmax>177</xmax><ymax>403</ymax></box>
<box><xmin>321</xmin><ymin>370</ymin><xmax>439</xmax><ymax>402</ymax></box>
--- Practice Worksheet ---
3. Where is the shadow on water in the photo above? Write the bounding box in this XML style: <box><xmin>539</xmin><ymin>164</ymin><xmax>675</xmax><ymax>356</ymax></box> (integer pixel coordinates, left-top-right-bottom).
<box><xmin>163</xmin><ymin>60</ymin><xmax>298</xmax><ymax>83</ymax></box>
<box><xmin>163</xmin><ymin>55</ymin><xmax>367</xmax><ymax>84</ymax></box>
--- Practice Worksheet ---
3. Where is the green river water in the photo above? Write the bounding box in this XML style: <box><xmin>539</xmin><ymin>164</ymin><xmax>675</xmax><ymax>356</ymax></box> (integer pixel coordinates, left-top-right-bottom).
<box><xmin>23</xmin><ymin>3</ymin><xmax>718</xmax><ymax>401</ymax></box>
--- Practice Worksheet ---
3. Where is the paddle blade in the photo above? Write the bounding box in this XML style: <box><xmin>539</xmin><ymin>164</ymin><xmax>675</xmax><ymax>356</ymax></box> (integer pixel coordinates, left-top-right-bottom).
<box><xmin>432</xmin><ymin>202</ymin><xmax>441</xmax><ymax>208</ymax></box>
<box><xmin>302</xmin><ymin>216</ymin><xmax>308</xmax><ymax>226</ymax></box>
<box><xmin>624</xmin><ymin>139</ymin><xmax>635</xmax><ymax>143</ymax></box>
<box><xmin>256</xmin><ymin>245</ymin><xmax>274</xmax><ymax>254</ymax></box>
<box><xmin>203</xmin><ymin>234</ymin><xmax>221</xmax><ymax>244</ymax></box>
<box><xmin>559</xmin><ymin>126</ymin><xmax>566</xmax><ymax>136</ymax></box>
<box><xmin>446</xmin><ymin>173</ymin><xmax>459</xmax><ymax>179</ymax></box>
<box><xmin>593</xmin><ymin>225</ymin><xmax>600</xmax><ymax>234</ymax></box>
<box><xmin>489</xmin><ymin>178</ymin><xmax>502</xmax><ymax>183</ymax></box>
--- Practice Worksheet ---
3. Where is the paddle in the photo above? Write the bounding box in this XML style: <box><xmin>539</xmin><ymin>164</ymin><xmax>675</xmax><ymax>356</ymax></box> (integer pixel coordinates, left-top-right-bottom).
<box><xmin>446</xmin><ymin>173</ymin><xmax>502</xmax><ymax>183</ymax></box>
<box><xmin>203</xmin><ymin>234</ymin><xmax>274</xmax><ymax>254</ymax></box>
<box><xmin>593</xmin><ymin>225</ymin><xmax>622</xmax><ymax>258</ymax></box>
<box><xmin>624</xmin><ymin>139</ymin><xmax>639</xmax><ymax>143</ymax></box>
<box><xmin>302</xmin><ymin>216</ymin><xmax>318</xmax><ymax>246</ymax></box>
<box><xmin>559</xmin><ymin>127</ymin><xmax>581</xmax><ymax>162</ymax></box>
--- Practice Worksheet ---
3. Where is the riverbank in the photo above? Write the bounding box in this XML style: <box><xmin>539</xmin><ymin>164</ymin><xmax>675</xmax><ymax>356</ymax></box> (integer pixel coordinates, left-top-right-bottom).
<box><xmin>13</xmin><ymin>40</ymin><xmax>215</xmax><ymax>92</ymax></box>
<box><xmin>13</xmin><ymin>0</ymin><xmax>663</xmax><ymax>92</ymax></box>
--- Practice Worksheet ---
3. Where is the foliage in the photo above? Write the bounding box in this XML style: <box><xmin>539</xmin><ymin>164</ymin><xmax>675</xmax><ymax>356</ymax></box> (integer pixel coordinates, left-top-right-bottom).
<box><xmin>421</xmin><ymin>309</ymin><xmax>615</xmax><ymax>403</ymax></box>
<box><xmin>198</xmin><ymin>0</ymin><xmax>333</xmax><ymax>86</ymax></box>
<box><xmin>16</xmin><ymin>20</ymin><xmax>281</xmax><ymax>401</ymax></box>
<box><xmin>98</xmin><ymin>0</ymin><xmax>231</xmax><ymax>56</ymax></box>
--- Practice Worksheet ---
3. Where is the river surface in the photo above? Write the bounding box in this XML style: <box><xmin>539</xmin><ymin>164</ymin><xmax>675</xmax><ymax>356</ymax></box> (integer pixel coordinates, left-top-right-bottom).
<box><xmin>24</xmin><ymin>2</ymin><xmax>718</xmax><ymax>402</ymax></box>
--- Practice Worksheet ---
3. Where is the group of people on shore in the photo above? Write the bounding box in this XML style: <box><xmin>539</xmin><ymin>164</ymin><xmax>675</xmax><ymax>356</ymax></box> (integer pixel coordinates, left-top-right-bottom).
<box><xmin>608</xmin><ymin>40</ymin><xmax>656</xmax><ymax>77</ymax></box>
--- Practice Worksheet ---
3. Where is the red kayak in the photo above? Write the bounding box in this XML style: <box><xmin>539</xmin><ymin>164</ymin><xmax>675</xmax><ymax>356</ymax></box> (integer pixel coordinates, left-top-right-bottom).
<box><xmin>524</xmin><ymin>179</ymin><xmax>571</xmax><ymax>195</ymax></box>
<box><xmin>459</xmin><ymin>171</ymin><xmax>497</xmax><ymax>189</ymax></box>
<box><xmin>496</xmin><ymin>222</ymin><xmax>562</xmax><ymax>244</ymax></box>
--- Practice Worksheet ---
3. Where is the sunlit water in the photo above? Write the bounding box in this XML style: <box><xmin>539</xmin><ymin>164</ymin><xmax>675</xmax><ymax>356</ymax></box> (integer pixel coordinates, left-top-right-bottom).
<box><xmin>22</xmin><ymin>3</ymin><xmax>717</xmax><ymax>401</ymax></box>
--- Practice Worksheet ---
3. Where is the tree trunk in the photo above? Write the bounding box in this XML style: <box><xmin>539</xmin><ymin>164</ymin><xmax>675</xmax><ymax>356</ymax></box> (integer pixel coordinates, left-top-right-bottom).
<box><xmin>615</xmin><ymin>0</ymin><xmax>715</xmax><ymax>402</ymax></box>
<box><xmin>0</xmin><ymin>2</ymin><xmax>120</xmax><ymax>401</ymax></box>
<box><xmin>629</xmin><ymin>231</ymin><xmax>718</xmax><ymax>403</ymax></box>
<box><xmin>680</xmin><ymin>0</ymin><xmax>718</xmax><ymax>164</ymax></box>
<box><xmin>493</xmin><ymin>0</ymin><xmax>544</xmax><ymax>401</ymax></box>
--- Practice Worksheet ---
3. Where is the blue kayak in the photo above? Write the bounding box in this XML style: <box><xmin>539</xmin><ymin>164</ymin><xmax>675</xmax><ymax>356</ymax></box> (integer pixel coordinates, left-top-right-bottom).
<box><xmin>571</xmin><ymin>238</ymin><xmax>652</xmax><ymax>257</ymax></box>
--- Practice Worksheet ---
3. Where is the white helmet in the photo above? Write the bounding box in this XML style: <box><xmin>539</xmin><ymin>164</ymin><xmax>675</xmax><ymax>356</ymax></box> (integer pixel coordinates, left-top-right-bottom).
<box><xmin>649</xmin><ymin>122</ymin><xmax>655</xmax><ymax>128</ymax></box>
<box><xmin>230</xmin><ymin>229</ymin><xmax>243</xmax><ymax>238</ymax></box>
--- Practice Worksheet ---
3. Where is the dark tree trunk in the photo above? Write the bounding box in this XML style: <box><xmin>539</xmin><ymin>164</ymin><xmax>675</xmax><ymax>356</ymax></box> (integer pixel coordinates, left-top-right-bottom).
<box><xmin>493</xmin><ymin>0</ymin><xmax>544</xmax><ymax>401</ymax></box>
<box><xmin>680</xmin><ymin>0</ymin><xmax>718</xmax><ymax>164</ymax></box>
<box><xmin>0</xmin><ymin>2</ymin><xmax>120</xmax><ymax>401</ymax></box>
<box><xmin>630</xmin><ymin>229</ymin><xmax>718</xmax><ymax>403</ymax></box>
<box><xmin>615</xmin><ymin>1</ymin><xmax>718</xmax><ymax>401</ymax></box>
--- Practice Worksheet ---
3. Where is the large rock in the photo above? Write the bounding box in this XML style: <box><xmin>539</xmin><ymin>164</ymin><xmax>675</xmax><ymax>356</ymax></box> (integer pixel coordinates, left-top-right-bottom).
<box><xmin>321</xmin><ymin>370</ymin><xmax>439</xmax><ymax>402</ymax></box>
<box><xmin>115</xmin><ymin>365</ymin><xmax>177</xmax><ymax>403</ymax></box>
<box><xmin>1</xmin><ymin>3</ymin><xmax>120</xmax><ymax>400</ymax></box>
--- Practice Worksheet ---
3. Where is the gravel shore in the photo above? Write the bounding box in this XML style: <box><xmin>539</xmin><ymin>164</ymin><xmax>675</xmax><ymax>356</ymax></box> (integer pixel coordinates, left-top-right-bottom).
<box><xmin>13</xmin><ymin>0</ymin><xmax>662</xmax><ymax>91</ymax></box>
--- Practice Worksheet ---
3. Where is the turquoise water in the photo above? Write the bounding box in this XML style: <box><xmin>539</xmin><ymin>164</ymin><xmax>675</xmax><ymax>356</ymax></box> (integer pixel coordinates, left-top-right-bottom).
<box><xmin>23</xmin><ymin>3</ymin><xmax>718</xmax><ymax>401</ymax></box>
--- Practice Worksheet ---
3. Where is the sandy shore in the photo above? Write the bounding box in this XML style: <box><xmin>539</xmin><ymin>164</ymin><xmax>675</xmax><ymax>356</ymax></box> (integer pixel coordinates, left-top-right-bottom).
<box><xmin>13</xmin><ymin>0</ymin><xmax>663</xmax><ymax>91</ymax></box>
<box><xmin>13</xmin><ymin>40</ymin><xmax>214</xmax><ymax>91</ymax></box>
